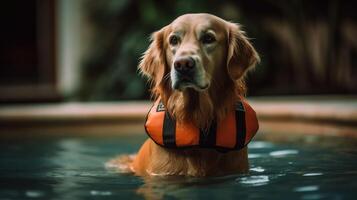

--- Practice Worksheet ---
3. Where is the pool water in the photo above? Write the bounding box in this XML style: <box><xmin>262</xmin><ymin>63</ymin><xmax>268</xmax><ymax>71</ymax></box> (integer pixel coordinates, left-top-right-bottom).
<box><xmin>0</xmin><ymin>134</ymin><xmax>356</xmax><ymax>200</ymax></box>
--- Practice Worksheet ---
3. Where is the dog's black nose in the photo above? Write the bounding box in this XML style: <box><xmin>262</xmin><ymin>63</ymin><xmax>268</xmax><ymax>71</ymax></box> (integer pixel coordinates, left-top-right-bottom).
<box><xmin>174</xmin><ymin>57</ymin><xmax>195</xmax><ymax>74</ymax></box>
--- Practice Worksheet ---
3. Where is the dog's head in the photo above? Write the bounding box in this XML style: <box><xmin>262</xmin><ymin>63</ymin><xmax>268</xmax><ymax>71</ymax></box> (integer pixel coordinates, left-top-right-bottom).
<box><xmin>139</xmin><ymin>13</ymin><xmax>259</xmax><ymax>126</ymax></box>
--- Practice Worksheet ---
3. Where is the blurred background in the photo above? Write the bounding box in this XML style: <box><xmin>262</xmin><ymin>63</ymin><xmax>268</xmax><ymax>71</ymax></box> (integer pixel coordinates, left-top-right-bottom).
<box><xmin>0</xmin><ymin>2</ymin><xmax>356</xmax><ymax>199</ymax></box>
<box><xmin>0</xmin><ymin>0</ymin><xmax>356</xmax><ymax>103</ymax></box>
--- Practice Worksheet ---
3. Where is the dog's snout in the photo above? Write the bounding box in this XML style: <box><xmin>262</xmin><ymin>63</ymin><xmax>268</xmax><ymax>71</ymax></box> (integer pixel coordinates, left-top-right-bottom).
<box><xmin>174</xmin><ymin>57</ymin><xmax>195</xmax><ymax>73</ymax></box>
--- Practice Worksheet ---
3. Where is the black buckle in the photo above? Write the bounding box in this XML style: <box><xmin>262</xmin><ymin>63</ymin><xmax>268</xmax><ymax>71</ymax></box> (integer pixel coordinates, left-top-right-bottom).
<box><xmin>156</xmin><ymin>101</ymin><xmax>166</xmax><ymax>112</ymax></box>
<box><xmin>235</xmin><ymin>101</ymin><xmax>245</xmax><ymax>112</ymax></box>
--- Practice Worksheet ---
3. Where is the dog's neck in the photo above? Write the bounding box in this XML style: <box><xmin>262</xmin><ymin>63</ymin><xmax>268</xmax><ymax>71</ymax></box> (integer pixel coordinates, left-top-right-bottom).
<box><xmin>165</xmin><ymin>86</ymin><xmax>237</xmax><ymax>129</ymax></box>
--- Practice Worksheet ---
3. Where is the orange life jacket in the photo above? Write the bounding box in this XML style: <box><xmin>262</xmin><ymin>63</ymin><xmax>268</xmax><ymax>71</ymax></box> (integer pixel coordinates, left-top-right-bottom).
<box><xmin>144</xmin><ymin>97</ymin><xmax>259</xmax><ymax>152</ymax></box>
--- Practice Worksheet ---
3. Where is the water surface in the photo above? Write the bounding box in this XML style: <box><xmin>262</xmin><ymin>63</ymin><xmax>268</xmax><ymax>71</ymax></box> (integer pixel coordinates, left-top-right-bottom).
<box><xmin>0</xmin><ymin>134</ymin><xmax>356</xmax><ymax>200</ymax></box>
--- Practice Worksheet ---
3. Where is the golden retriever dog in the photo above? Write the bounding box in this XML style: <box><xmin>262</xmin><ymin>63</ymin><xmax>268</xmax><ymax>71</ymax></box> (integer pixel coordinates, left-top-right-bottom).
<box><xmin>108</xmin><ymin>13</ymin><xmax>259</xmax><ymax>177</ymax></box>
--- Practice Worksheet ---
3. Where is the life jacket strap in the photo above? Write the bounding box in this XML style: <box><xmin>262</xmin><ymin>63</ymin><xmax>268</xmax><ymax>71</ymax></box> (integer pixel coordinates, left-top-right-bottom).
<box><xmin>162</xmin><ymin>106</ymin><xmax>176</xmax><ymax>147</ymax></box>
<box><xmin>199</xmin><ymin>121</ymin><xmax>217</xmax><ymax>148</ymax></box>
<box><xmin>235</xmin><ymin>101</ymin><xmax>246</xmax><ymax>149</ymax></box>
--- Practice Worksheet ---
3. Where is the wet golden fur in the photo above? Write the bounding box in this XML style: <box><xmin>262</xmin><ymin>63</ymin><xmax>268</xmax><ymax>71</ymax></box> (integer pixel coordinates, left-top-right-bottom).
<box><xmin>108</xmin><ymin>13</ymin><xmax>259</xmax><ymax>177</ymax></box>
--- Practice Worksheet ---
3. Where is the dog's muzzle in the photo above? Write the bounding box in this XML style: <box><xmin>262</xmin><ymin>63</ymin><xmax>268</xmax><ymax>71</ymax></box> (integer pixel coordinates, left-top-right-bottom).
<box><xmin>174</xmin><ymin>56</ymin><xmax>195</xmax><ymax>75</ymax></box>
<box><xmin>172</xmin><ymin>56</ymin><xmax>198</xmax><ymax>90</ymax></box>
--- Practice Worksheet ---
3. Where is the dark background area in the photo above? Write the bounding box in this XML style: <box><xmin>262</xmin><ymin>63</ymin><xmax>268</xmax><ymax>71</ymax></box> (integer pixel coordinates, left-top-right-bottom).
<box><xmin>0</xmin><ymin>0</ymin><xmax>57</xmax><ymax>102</ymax></box>
<box><xmin>79</xmin><ymin>0</ymin><xmax>357</xmax><ymax>100</ymax></box>
<box><xmin>0</xmin><ymin>0</ymin><xmax>356</xmax><ymax>102</ymax></box>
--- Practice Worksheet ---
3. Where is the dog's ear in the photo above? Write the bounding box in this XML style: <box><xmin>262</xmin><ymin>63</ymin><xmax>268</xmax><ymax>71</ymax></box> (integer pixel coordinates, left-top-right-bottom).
<box><xmin>227</xmin><ymin>23</ymin><xmax>260</xmax><ymax>80</ymax></box>
<box><xmin>139</xmin><ymin>27</ymin><xmax>167</xmax><ymax>84</ymax></box>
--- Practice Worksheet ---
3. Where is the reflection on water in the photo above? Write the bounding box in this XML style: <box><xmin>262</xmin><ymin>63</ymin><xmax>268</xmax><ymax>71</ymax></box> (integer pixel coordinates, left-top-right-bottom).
<box><xmin>237</xmin><ymin>175</ymin><xmax>270</xmax><ymax>186</ymax></box>
<box><xmin>269</xmin><ymin>149</ymin><xmax>299</xmax><ymax>157</ymax></box>
<box><xmin>294</xmin><ymin>185</ymin><xmax>319</xmax><ymax>192</ymax></box>
<box><xmin>0</xmin><ymin>134</ymin><xmax>356</xmax><ymax>200</ymax></box>
<box><xmin>90</xmin><ymin>190</ymin><xmax>112</xmax><ymax>196</ymax></box>
<box><xmin>250</xmin><ymin>166</ymin><xmax>265</xmax><ymax>172</ymax></box>
<box><xmin>25</xmin><ymin>190</ymin><xmax>45</xmax><ymax>198</ymax></box>
<box><xmin>248</xmin><ymin>153</ymin><xmax>263</xmax><ymax>158</ymax></box>
<box><xmin>303</xmin><ymin>173</ymin><xmax>323</xmax><ymax>177</ymax></box>
<box><xmin>248</xmin><ymin>141</ymin><xmax>274</xmax><ymax>149</ymax></box>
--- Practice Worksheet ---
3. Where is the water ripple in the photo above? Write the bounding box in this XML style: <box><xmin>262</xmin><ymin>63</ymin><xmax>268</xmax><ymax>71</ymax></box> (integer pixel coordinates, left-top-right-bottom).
<box><xmin>294</xmin><ymin>185</ymin><xmax>319</xmax><ymax>192</ymax></box>
<box><xmin>248</xmin><ymin>153</ymin><xmax>263</xmax><ymax>159</ymax></box>
<box><xmin>90</xmin><ymin>190</ymin><xmax>112</xmax><ymax>196</ymax></box>
<box><xmin>237</xmin><ymin>175</ymin><xmax>270</xmax><ymax>186</ymax></box>
<box><xmin>25</xmin><ymin>190</ymin><xmax>45</xmax><ymax>198</ymax></box>
<box><xmin>269</xmin><ymin>150</ymin><xmax>299</xmax><ymax>157</ymax></box>
<box><xmin>250</xmin><ymin>166</ymin><xmax>265</xmax><ymax>173</ymax></box>
<box><xmin>249</xmin><ymin>141</ymin><xmax>274</xmax><ymax>149</ymax></box>
<box><xmin>303</xmin><ymin>173</ymin><xmax>323</xmax><ymax>177</ymax></box>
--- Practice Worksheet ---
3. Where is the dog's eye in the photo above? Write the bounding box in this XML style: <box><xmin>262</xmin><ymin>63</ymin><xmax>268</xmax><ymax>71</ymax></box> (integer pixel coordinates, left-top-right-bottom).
<box><xmin>169</xmin><ymin>35</ymin><xmax>179</xmax><ymax>46</ymax></box>
<box><xmin>201</xmin><ymin>33</ymin><xmax>216</xmax><ymax>44</ymax></box>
